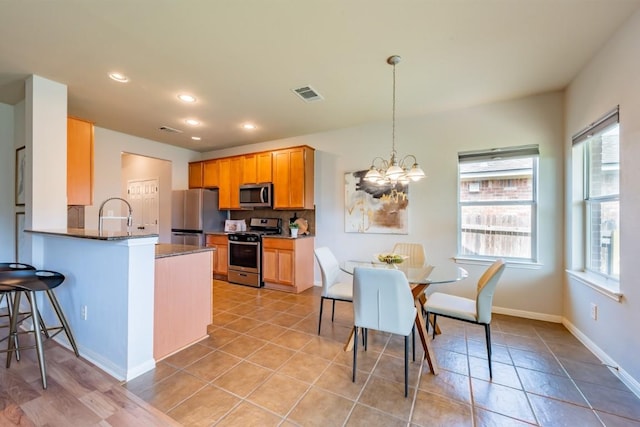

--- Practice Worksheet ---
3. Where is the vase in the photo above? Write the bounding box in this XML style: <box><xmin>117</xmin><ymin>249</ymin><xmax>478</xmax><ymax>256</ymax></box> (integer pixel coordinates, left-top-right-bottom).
<box><xmin>291</xmin><ymin>229</ymin><xmax>298</xmax><ymax>238</ymax></box>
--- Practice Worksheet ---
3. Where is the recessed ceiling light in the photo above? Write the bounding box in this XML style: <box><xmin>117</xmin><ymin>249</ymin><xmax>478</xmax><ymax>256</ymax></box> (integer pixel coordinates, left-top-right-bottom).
<box><xmin>191</xmin><ymin>136</ymin><xmax>201</xmax><ymax>141</ymax></box>
<box><xmin>178</xmin><ymin>94</ymin><xmax>196</xmax><ymax>103</ymax></box>
<box><xmin>185</xmin><ymin>119</ymin><xmax>200</xmax><ymax>126</ymax></box>
<box><xmin>109</xmin><ymin>72</ymin><xmax>129</xmax><ymax>83</ymax></box>
<box><xmin>243</xmin><ymin>123</ymin><xmax>257</xmax><ymax>130</ymax></box>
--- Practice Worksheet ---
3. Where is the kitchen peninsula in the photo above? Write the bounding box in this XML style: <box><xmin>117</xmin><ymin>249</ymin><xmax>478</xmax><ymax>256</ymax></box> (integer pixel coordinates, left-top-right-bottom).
<box><xmin>27</xmin><ymin>229</ymin><xmax>213</xmax><ymax>381</ymax></box>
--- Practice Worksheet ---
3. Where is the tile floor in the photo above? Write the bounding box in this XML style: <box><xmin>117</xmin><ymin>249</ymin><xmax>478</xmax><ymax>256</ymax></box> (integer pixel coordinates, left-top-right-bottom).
<box><xmin>124</xmin><ymin>280</ymin><xmax>640</xmax><ymax>426</ymax></box>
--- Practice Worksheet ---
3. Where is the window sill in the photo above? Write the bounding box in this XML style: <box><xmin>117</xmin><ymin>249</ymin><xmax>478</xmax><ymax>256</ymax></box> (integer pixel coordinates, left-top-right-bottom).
<box><xmin>566</xmin><ymin>270</ymin><xmax>622</xmax><ymax>302</ymax></box>
<box><xmin>453</xmin><ymin>256</ymin><xmax>542</xmax><ymax>270</ymax></box>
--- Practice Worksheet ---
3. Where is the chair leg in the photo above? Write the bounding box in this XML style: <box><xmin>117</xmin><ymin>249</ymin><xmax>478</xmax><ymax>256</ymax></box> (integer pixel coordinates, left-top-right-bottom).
<box><xmin>432</xmin><ymin>314</ymin><xmax>438</xmax><ymax>339</ymax></box>
<box><xmin>318</xmin><ymin>297</ymin><xmax>325</xmax><ymax>335</ymax></box>
<box><xmin>485</xmin><ymin>323</ymin><xmax>493</xmax><ymax>378</ymax></box>
<box><xmin>331</xmin><ymin>299</ymin><xmax>336</xmax><ymax>322</ymax></box>
<box><xmin>46</xmin><ymin>290</ymin><xmax>80</xmax><ymax>357</ymax></box>
<box><xmin>412</xmin><ymin>325</ymin><xmax>416</xmax><ymax>362</ymax></box>
<box><xmin>363</xmin><ymin>328</ymin><xmax>368</xmax><ymax>351</ymax></box>
<box><xmin>352</xmin><ymin>327</ymin><xmax>358</xmax><ymax>382</ymax></box>
<box><xmin>404</xmin><ymin>335</ymin><xmax>409</xmax><ymax>397</ymax></box>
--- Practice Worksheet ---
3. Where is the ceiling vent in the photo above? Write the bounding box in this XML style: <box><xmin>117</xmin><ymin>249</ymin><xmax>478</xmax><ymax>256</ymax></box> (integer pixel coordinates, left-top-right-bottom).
<box><xmin>292</xmin><ymin>85</ymin><xmax>324</xmax><ymax>102</ymax></box>
<box><xmin>159</xmin><ymin>125</ymin><xmax>183</xmax><ymax>134</ymax></box>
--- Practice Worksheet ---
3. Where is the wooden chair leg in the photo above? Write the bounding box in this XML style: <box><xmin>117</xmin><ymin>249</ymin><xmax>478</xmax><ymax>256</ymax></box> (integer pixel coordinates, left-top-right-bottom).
<box><xmin>331</xmin><ymin>299</ymin><xmax>336</xmax><ymax>322</ymax></box>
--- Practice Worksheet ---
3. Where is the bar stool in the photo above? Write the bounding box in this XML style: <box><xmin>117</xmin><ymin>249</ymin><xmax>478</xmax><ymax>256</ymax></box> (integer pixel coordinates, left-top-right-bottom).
<box><xmin>0</xmin><ymin>263</ymin><xmax>36</xmax><ymax>356</ymax></box>
<box><xmin>3</xmin><ymin>269</ymin><xmax>79</xmax><ymax>389</ymax></box>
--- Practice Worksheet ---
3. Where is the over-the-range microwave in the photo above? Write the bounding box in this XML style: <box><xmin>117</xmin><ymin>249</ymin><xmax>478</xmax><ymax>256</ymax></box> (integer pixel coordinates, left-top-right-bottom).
<box><xmin>239</xmin><ymin>183</ymin><xmax>273</xmax><ymax>208</ymax></box>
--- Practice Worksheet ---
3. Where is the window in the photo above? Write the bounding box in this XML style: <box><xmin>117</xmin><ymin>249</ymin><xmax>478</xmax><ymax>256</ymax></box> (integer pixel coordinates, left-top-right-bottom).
<box><xmin>457</xmin><ymin>145</ymin><xmax>539</xmax><ymax>262</ymax></box>
<box><xmin>573</xmin><ymin>107</ymin><xmax>619</xmax><ymax>280</ymax></box>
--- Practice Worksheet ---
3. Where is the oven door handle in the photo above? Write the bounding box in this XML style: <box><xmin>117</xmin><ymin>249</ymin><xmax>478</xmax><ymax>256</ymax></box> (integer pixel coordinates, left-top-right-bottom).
<box><xmin>229</xmin><ymin>240</ymin><xmax>260</xmax><ymax>246</ymax></box>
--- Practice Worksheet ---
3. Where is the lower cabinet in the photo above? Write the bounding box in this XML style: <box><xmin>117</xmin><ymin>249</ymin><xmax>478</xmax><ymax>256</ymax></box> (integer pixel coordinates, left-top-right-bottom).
<box><xmin>206</xmin><ymin>234</ymin><xmax>228</xmax><ymax>279</ymax></box>
<box><xmin>262</xmin><ymin>237</ymin><xmax>314</xmax><ymax>293</ymax></box>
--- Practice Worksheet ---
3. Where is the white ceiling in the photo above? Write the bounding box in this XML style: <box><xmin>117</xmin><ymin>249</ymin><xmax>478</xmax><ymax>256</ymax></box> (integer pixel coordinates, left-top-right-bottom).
<box><xmin>1</xmin><ymin>1</ymin><xmax>638</xmax><ymax>152</ymax></box>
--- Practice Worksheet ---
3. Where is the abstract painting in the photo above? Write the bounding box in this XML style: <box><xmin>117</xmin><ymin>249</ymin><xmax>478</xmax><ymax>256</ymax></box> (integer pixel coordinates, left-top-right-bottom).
<box><xmin>345</xmin><ymin>170</ymin><xmax>409</xmax><ymax>234</ymax></box>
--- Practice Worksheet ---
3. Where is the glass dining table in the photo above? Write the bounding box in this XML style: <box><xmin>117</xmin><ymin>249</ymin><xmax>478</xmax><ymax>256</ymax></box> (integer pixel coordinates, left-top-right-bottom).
<box><xmin>340</xmin><ymin>260</ymin><xmax>468</xmax><ymax>375</ymax></box>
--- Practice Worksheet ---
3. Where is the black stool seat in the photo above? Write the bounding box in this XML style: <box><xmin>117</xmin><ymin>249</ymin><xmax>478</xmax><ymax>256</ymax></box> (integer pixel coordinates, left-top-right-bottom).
<box><xmin>1</xmin><ymin>269</ymin><xmax>79</xmax><ymax>389</ymax></box>
<box><xmin>0</xmin><ymin>263</ymin><xmax>35</xmax><ymax>272</ymax></box>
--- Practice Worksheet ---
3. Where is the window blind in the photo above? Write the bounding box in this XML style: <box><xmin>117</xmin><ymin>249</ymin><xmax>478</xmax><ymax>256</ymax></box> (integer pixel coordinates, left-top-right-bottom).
<box><xmin>572</xmin><ymin>106</ymin><xmax>619</xmax><ymax>146</ymax></box>
<box><xmin>458</xmin><ymin>144</ymin><xmax>539</xmax><ymax>163</ymax></box>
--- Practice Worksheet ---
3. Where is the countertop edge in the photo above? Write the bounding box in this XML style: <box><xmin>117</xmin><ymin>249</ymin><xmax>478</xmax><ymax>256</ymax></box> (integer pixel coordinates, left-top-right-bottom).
<box><xmin>155</xmin><ymin>243</ymin><xmax>215</xmax><ymax>259</ymax></box>
<box><xmin>26</xmin><ymin>228</ymin><xmax>159</xmax><ymax>241</ymax></box>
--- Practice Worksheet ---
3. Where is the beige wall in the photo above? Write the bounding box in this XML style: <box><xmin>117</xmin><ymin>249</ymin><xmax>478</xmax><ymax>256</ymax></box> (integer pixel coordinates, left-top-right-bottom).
<box><xmin>204</xmin><ymin>91</ymin><xmax>566</xmax><ymax>321</ymax></box>
<box><xmin>565</xmin><ymin>9</ymin><xmax>640</xmax><ymax>388</ymax></box>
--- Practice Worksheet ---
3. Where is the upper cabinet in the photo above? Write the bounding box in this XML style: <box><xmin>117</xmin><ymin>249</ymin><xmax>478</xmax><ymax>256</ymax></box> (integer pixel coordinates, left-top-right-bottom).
<box><xmin>203</xmin><ymin>159</ymin><xmax>219</xmax><ymax>188</ymax></box>
<box><xmin>188</xmin><ymin>145</ymin><xmax>314</xmax><ymax>210</ymax></box>
<box><xmin>242</xmin><ymin>152</ymin><xmax>272</xmax><ymax>184</ymax></box>
<box><xmin>272</xmin><ymin>146</ymin><xmax>315</xmax><ymax>210</ymax></box>
<box><xmin>218</xmin><ymin>156</ymin><xmax>242</xmax><ymax>209</ymax></box>
<box><xmin>188</xmin><ymin>162</ymin><xmax>203</xmax><ymax>189</ymax></box>
<box><xmin>67</xmin><ymin>117</ymin><xmax>94</xmax><ymax>206</ymax></box>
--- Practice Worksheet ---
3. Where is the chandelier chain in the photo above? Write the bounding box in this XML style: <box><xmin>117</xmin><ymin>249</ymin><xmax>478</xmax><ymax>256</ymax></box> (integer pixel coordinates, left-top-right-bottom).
<box><xmin>363</xmin><ymin>54</ymin><xmax>425</xmax><ymax>185</ymax></box>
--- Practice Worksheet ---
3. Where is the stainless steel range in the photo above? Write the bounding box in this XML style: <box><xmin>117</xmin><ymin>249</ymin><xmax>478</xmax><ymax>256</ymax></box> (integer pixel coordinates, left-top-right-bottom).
<box><xmin>227</xmin><ymin>217</ymin><xmax>282</xmax><ymax>287</ymax></box>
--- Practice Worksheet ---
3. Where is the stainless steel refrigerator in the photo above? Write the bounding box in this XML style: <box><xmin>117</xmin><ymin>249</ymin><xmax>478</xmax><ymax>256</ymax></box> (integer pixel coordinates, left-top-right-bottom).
<box><xmin>171</xmin><ymin>189</ymin><xmax>228</xmax><ymax>246</ymax></box>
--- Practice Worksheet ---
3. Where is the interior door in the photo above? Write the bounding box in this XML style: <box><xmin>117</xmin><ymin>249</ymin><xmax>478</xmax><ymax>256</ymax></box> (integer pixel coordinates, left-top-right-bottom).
<box><xmin>128</xmin><ymin>178</ymin><xmax>159</xmax><ymax>233</ymax></box>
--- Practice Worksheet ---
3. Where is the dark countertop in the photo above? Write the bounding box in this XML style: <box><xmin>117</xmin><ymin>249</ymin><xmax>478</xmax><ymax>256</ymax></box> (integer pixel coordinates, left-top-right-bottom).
<box><xmin>155</xmin><ymin>243</ymin><xmax>215</xmax><ymax>259</ymax></box>
<box><xmin>26</xmin><ymin>228</ymin><xmax>159</xmax><ymax>241</ymax></box>
<box><xmin>204</xmin><ymin>231</ymin><xmax>315</xmax><ymax>240</ymax></box>
<box><xmin>263</xmin><ymin>234</ymin><xmax>315</xmax><ymax>240</ymax></box>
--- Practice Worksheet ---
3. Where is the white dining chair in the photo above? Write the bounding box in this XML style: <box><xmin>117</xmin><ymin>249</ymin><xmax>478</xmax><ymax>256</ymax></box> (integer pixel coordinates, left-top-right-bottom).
<box><xmin>314</xmin><ymin>247</ymin><xmax>353</xmax><ymax>335</ymax></box>
<box><xmin>424</xmin><ymin>259</ymin><xmax>506</xmax><ymax>378</ymax></box>
<box><xmin>353</xmin><ymin>267</ymin><xmax>417</xmax><ymax>397</ymax></box>
<box><xmin>392</xmin><ymin>242</ymin><xmax>426</xmax><ymax>267</ymax></box>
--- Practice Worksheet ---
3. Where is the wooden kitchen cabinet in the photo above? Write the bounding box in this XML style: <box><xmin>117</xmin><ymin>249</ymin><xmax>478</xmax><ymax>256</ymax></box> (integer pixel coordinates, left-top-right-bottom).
<box><xmin>203</xmin><ymin>159</ymin><xmax>219</xmax><ymax>188</ymax></box>
<box><xmin>218</xmin><ymin>156</ymin><xmax>243</xmax><ymax>209</ymax></box>
<box><xmin>242</xmin><ymin>152</ymin><xmax>272</xmax><ymax>184</ymax></box>
<box><xmin>67</xmin><ymin>117</ymin><xmax>94</xmax><ymax>205</ymax></box>
<box><xmin>188</xmin><ymin>161</ymin><xmax>203</xmax><ymax>188</ymax></box>
<box><xmin>272</xmin><ymin>146</ymin><xmax>314</xmax><ymax>209</ymax></box>
<box><xmin>206</xmin><ymin>234</ymin><xmax>228</xmax><ymax>278</ymax></box>
<box><xmin>262</xmin><ymin>236</ymin><xmax>314</xmax><ymax>293</ymax></box>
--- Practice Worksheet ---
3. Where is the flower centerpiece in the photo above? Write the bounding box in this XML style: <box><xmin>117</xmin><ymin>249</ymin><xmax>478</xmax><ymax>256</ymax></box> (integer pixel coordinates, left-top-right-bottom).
<box><xmin>289</xmin><ymin>222</ymin><xmax>299</xmax><ymax>238</ymax></box>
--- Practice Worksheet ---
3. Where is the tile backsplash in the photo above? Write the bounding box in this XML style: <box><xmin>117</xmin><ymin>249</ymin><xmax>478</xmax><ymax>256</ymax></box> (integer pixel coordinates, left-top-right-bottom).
<box><xmin>67</xmin><ymin>205</ymin><xmax>85</xmax><ymax>228</ymax></box>
<box><xmin>230</xmin><ymin>209</ymin><xmax>315</xmax><ymax>235</ymax></box>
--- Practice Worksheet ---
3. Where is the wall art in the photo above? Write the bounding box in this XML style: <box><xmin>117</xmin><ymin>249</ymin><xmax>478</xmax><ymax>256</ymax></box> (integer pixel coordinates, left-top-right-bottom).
<box><xmin>344</xmin><ymin>170</ymin><xmax>409</xmax><ymax>234</ymax></box>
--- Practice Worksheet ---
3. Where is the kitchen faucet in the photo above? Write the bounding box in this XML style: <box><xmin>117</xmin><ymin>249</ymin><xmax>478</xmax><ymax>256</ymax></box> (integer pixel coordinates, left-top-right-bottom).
<box><xmin>98</xmin><ymin>197</ymin><xmax>133</xmax><ymax>234</ymax></box>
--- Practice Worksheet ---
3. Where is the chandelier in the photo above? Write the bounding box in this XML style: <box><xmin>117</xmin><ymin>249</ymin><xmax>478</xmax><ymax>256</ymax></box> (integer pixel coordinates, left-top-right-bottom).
<box><xmin>364</xmin><ymin>55</ymin><xmax>425</xmax><ymax>185</ymax></box>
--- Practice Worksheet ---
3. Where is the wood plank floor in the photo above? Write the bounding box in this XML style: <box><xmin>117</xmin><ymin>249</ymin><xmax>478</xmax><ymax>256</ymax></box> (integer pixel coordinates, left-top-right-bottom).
<box><xmin>0</xmin><ymin>314</ymin><xmax>179</xmax><ymax>426</ymax></box>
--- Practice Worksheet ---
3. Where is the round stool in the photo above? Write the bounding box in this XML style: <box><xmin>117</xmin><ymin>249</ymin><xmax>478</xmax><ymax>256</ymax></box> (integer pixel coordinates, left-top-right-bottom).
<box><xmin>3</xmin><ymin>269</ymin><xmax>79</xmax><ymax>389</ymax></box>
<box><xmin>0</xmin><ymin>263</ymin><xmax>36</xmax><ymax>357</ymax></box>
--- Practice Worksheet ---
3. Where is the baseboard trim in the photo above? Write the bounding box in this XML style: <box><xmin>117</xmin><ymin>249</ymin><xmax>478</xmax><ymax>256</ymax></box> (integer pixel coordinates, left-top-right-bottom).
<box><xmin>562</xmin><ymin>318</ymin><xmax>640</xmax><ymax>399</ymax></box>
<box><xmin>52</xmin><ymin>335</ymin><xmax>155</xmax><ymax>382</ymax></box>
<box><xmin>492</xmin><ymin>306</ymin><xmax>563</xmax><ymax>323</ymax></box>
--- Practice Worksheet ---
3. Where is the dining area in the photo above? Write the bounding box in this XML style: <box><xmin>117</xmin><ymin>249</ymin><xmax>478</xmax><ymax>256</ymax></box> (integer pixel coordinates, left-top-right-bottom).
<box><xmin>314</xmin><ymin>242</ymin><xmax>508</xmax><ymax>398</ymax></box>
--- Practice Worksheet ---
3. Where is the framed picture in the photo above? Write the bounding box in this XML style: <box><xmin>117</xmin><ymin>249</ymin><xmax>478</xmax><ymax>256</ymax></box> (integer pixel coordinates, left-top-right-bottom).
<box><xmin>345</xmin><ymin>170</ymin><xmax>409</xmax><ymax>234</ymax></box>
<box><xmin>15</xmin><ymin>146</ymin><xmax>26</xmax><ymax>206</ymax></box>
<box><xmin>15</xmin><ymin>212</ymin><xmax>25</xmax><ymax>262</ymax></box>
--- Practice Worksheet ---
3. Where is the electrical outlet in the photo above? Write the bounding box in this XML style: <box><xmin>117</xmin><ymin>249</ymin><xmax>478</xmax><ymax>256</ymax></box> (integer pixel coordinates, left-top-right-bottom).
<box><xmin>81</xmin><ymin>305</ymin><xmax>88</xmax><ymax>320</ymax></box>
<box><xmin>590</xmin><ymin>303</ymin><xmax>597</xmax><ymax>320</ymax></box>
